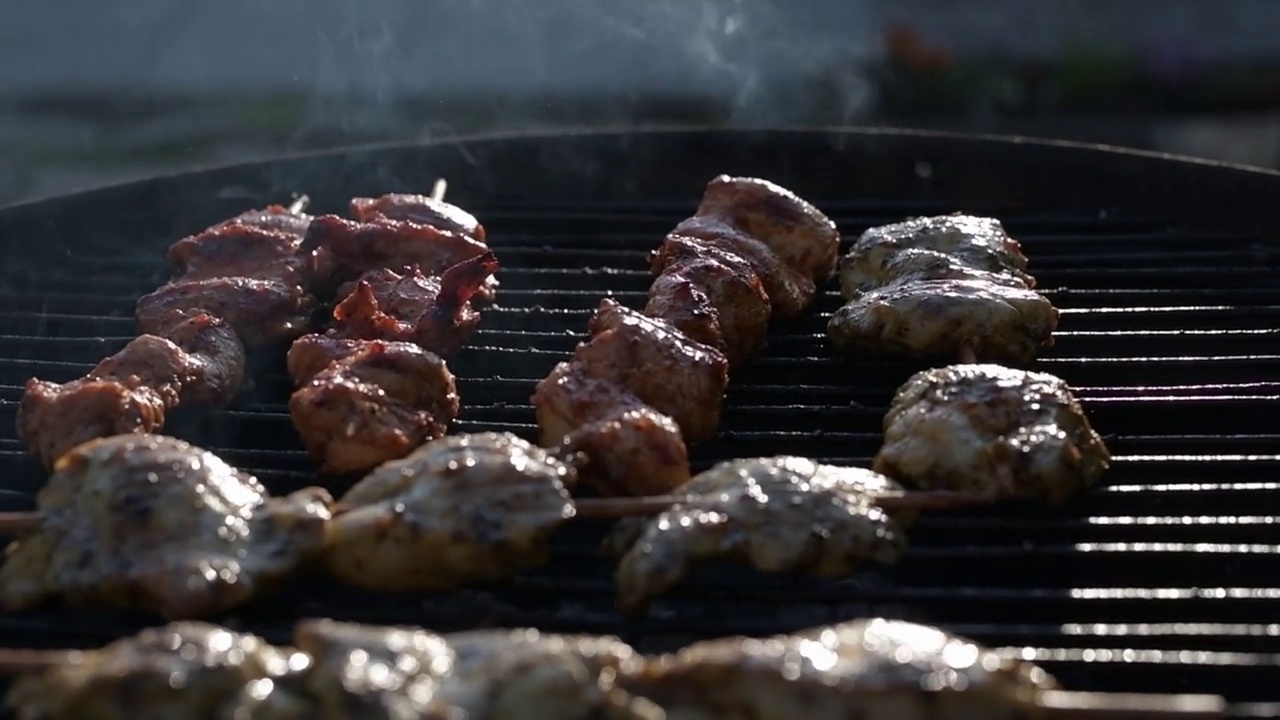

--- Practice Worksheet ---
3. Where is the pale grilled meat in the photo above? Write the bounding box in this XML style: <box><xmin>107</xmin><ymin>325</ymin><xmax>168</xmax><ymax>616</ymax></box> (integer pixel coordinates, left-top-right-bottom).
<box><xmin>875</xmin><ymin>363</ymin><xmax>1111</xmax><ymax>503</ymax></box>
<box><xmin>0</xmin><ymin>435</ymin><xmax>332</xmax><ymax>618</ymax></box>
<box><xmin>5</xmin><ymin>622</ymin><xmax>314</xmax><ymax>720</ymax></box>
<box><xmin>605</xmin><ymin>456</ymin><xmax>907</xmax><ymax>612</ymax></box>
<box><xmin>296</xmin><ymin>620</ymin><xmax>660</xmax><ymax>720</ymax></box>
<box><xmin>841</xmin><ymin>247</ymin><xmax>1031</xmax><ymax>300</ymax></box>
<box><xmin>325</xmin><ymin>433</ymin><xmax>578</xmax><ymax>592</ymax></box>
<box><xmin>289</xmin><ymin>341</ymin><xmax>460</xmax><ymax>475</ymax></box>
<box><xmin>620</xmin><ymin>617</ymin><xmax>1058</xmax><ymax>720</ymax></box>
<box><xmin>827</xmin><ymin>277</ymin><xmax>1058</xmax><ymax>365</ymax></box>
<box><xmin>17</xmin><ymin>313</ymin><xmax>244</xmax><ymax>469</ymax></box>
<box><xmin>329</xmin><ymin>252</ymin><xmax>499</xmax><ymax>357</ymax></box>
<box><xmin>532</xmin><ymin>362</ymin><xmax>692</xmax><ymax>496</ymax></box>
<box><xmin>839</xmin><ymin>214</ymin><xmax>1035</xmax><ymax>296</ymax></box>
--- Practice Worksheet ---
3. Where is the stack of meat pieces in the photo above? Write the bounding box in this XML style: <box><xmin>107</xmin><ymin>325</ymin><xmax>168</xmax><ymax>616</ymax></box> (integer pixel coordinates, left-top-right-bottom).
<box><xmin>16</xmin><ymin>202</ymin><xmax>317</xmax><ymax>468</ymax></box>
<box><xmin>826</xmin><ymin>214</ymin><xmax>1059</xmax><ymax>364</ymax></box>
<box><xmin>287</xmin><ymin>193</ymin><xmax>499</xmax><ymax>474</ymax></box>
<box><xmin>532</xmin><ymin>176</ymin><xmax>841</xmax><ymax>496</ymax></box>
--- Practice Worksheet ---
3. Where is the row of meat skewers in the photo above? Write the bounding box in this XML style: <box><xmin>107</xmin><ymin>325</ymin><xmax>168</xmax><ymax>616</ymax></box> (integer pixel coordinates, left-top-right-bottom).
<box><xmin>0</xmin><ymin>615</ymin><xmax>1225</xmax><ymax>719</ymax></box>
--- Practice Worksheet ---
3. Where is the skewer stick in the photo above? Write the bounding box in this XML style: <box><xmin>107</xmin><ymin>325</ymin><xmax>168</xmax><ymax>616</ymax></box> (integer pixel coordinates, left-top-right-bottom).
<box><xmin>431</xmin><ymin>178</ymin><xmax>448</xmax><ymax>203</ymax></box>
<box><xmin>287</xmin><ymin>195</ymin><xmax>311</xmax><ymax>214</ymax></box>
<box><xmin>0</xmin><ymin>649</ymin><xmax>82</xmax><ymax>675</ymax></box>
<box><xmin>0</xmin><ymin>512</ymin><xmax>41</xmax><ymax>535</ymax></box>
<box><xmin>1036</xmin><ymin>689</ymin><xmax>1225</xmax><ymax>718</ymax></box>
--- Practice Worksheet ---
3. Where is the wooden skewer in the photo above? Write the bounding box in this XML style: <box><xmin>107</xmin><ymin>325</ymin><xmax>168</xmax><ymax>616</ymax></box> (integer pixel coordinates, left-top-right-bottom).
<box><xmin>431</xmin><ymin>178</ymin><xmax>448</xmax><ymax>203</ymax></box>
<box><xmin>0</xmin><ymin>512</ymin><xmax>41</xmax><ymax>535</ymax></box>
<box><xmin>287</xmin><ymin>195</ymin><xmax>311</xmax><ymax>214</ymax></box>
<box><xmin>0</xmin><ymin>648</ymin><xmax>1229</xmax><ymax>718</ymax></box>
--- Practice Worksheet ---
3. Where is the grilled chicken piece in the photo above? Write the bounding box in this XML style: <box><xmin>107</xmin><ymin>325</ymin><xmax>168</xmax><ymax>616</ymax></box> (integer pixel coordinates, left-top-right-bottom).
<box><xmin>167</xmin><ymin>221</ymin><xmax>312</xmax><ymax>285</ymax></box>
<box><xmin>289</xmin><ymin>341</ymin><xmax>460</xmax><ymax>474</ymax></box>
<box><xmin>681</xmin><ymin>175</ymin><xmax>841</xmax><ymax>284</ymax></box>
<box><xmin>350</xmin><ymin>193</ymin><xmax>487</xmax><ymax>242</ymax></box>
<box><xmin>5</xmin><ymin>622</ymin><xmax>314</xmax><ymax>720</ymax></box>
<box><xmin>302</xmin><ymin>214</ymin><xmax>494</xmax><ymax>299</ymax></box>
<box><xmin>620</xmin><ymin>617</ymin><xmax>1058</xmax><ymax>720</ymax></box>
<box><xmin>329</xmin><ymin>252</ymin><xmax>499</xmax><ymax>357</ymax></box>
<box><xmin>875</xmin><ymin>363</ymin><xmax>1111</xmax><ymax>503</ymax></box>
<box><xmin>136</xmin><ymin>276</ymin><xmax>317</xmax><ymax>346</ymax></box>
<box><xmin>296</xmin><ymin>619</ymin><xmax>660</xmax><ymax>720</ymax></box>
<box><xmin>0</xmin><ymin>435</ymin><xmax>332</xmax><ymax>618</ymax></box>
<box><xmin>841</xmin><ymin>247</ymin><xmax>1031</xmax><ymax>299</ymax></box>
<box><xmin>827</xmin><ymin>277</ymin><xmax>1058</xmax><ymax>365</ymax></box>
<box><xmin>16</xmin><ymin>313</ymin><xmax>245</xmax><ymax>468</ymax></box>
<box><xmin>840</xmin><ymin>214</ymin><xmax>1035</xmax><ymax>296</ymax></box>
<box><xmin>325</xmin><ymin>432</ymin><xmax>578</xmax><ymax>592</ymax></box>
<box><xmin>644</xmin><ymin>236</ymin><xmax>771</xmax><ymax>367</ymax></box>
<box><xmin>605</xmin><ymin>456</ymin><xmax>907</xmax><ymax>612</ymax></box>
<box><xmin>532</xmin><ymin>362</ymin><xmax>691</xmax><ymax>496</ymax></box>
<box><xmin>578</xmin><ymin>299</ymin><xmax>729</xmax><ymax>443</ymax></box>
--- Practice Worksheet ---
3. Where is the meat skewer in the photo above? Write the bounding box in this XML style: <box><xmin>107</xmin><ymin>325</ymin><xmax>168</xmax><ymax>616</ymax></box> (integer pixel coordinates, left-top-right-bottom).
<box><xmin>874</xmin><ymin>363</ymin><xmax>1112</xmax><ymax>503</ymax></box>
<box><xmin>533</xmin><ymin>176</ymin><xmax>841</xmax><ymax>497</ymax></box>
<box><xmin>0</xmin><ymin>618</ymin><xmax>1226</xmax><ymax>719</ymax></box>
<box><xmin>827</xmin><ymin>214</ymin><xmax>1059</xmax><ymax>366</ymax></box>
<box><xmin>287</xmin><ymin>179</ymin><xmax>500</xmax><ymax>474</ymax></box>
<box><xmin>16</xmin><ymin>196</ymin><xmax>317</xmax><ymax>469</ymax></box>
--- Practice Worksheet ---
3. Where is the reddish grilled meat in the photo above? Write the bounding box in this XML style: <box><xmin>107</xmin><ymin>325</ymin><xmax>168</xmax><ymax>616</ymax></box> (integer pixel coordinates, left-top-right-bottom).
<box><xmin>289</xmin><ymin>341</ymin><xmax>460</xmax><ymax>474</ymax></box>
<box><xmin>349</xmin><ymin>193</ymin><xmax>487</xmax><ymax>242</ymax></box>
<box><xmin>329</xmin><ymin>252</ymin><xmax>499</xmax><ymax>357</ymax></box>
<box><xmin>287</xmin><ymin>335</ymin><xmax>367</xmax><ymax>386</ymax></box>
<box><xmin>135</xmin><ymin>276</ymin><xmax>316</xmax><ymax>347</ymax></box>
<box><xmin>17</xmin><ymin>313</ymin><xmax>244</xmax><ymax>468</ymax></box>
<box><xmin>166</xmin><ymin>221</ymin><xmax>311</xmax><ymax>285</ymax></box>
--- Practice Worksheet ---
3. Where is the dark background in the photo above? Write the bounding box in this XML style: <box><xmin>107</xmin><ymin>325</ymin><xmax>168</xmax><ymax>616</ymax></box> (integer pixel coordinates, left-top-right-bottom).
<box><xmin>3</xmin><ymin>0</ymin><xmax>1280</xmax><ymax>205</ymax></box>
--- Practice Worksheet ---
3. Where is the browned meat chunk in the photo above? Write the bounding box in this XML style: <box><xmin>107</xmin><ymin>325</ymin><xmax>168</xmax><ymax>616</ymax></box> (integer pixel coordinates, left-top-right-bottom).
<box><xmin>136</xmin><ymin>276</ymin><xmax>316</xmax><ymax>346</ymax></box>
<box><xmin>166</xmin><ymin>222</ymin><xmax>311</xmax><ymax>285</ymax></box>
<box><xmin>289</xmin><ymin>341</ymin><xmax>460</xmax><ymax>474</ymax></box>
<box><xmin>657</xmin><ymin>226</ymin><xmax>814</xmax><ymax>320</ymax></box>
<box><xmin>16</xmin><ymin>380</ymin><xmax>166</xmax><ymax>470</ymax></box>
<box><xmin>286</xmin><ymin>335</ymin><xmax>366</xmax><ymax>386</ymax></box>
<box><xmin>349</xmin><ymin>192</ymin><xmax>487</xmax><ymax>242</ymax></box>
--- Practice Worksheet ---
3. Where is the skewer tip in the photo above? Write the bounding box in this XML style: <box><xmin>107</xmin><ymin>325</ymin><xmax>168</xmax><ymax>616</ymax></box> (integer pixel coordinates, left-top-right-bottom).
<box><xmin>0</xmin><ymin>512</ymin><xmax>43</xmax><ymax>536</ymax></box>
<box><xmin>1036</xmin><ymin>689</ymin><xmax>1226</xmax><ymax>719</ymax></box>
<box><xmin>287</xmin><ymin>194</ymin><xmax>311</xmax><ymax>214</ymax></box>
<box><xmin>0</xmin><ymin>649</ymin><xmax>81</xmax><ymax>676</ymax></box>
<box><xmin>430</xmin><ymin>178</ymin><xmax>448</xmax><ymax>203</ymax></box>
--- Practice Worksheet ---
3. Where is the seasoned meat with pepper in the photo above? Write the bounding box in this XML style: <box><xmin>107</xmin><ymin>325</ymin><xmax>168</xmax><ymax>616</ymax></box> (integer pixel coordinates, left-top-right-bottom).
<box><xmin>875</xmin><ymin>363</ymin><xmax>1111</xmax><ymax>503</ymax></box>
<box><xmin>296</xmin><ymin>619</ymin><xmax>660</xmax><ymax>720</ymax></box>
<box><xmin>136</xmin><ymin>276</ymin><xmax>317</xmax><ymax>347</ymax></box>
<box><xmin>620</xmin><ymin>617</ymin><xmax>1059</xmax><ymax>720</ymax></box>
<box><xmin>841</xmin><ymin>246</ymin><xmax>1031</xmax><ymax>300</ymax></box>
<box><xmin>604</xmin><ymin>456</ymin><xmax>907</xmax><ymax>612</ymax></box>
<box><xmin>839</xmin><ymin>214</ymin><xmax>1035</xmax><ymax>296</ymax></box>
<box><xmin>5</xmin><ymin>622</ymin><xmax>314</xmax><ymax>720</ymax></box>
<box><xmin>532</xmin><ymin>362</ymin><xmax>692</xmax><ymax>497</ymax></box>
<box><xmin>324</xmin><ymin>433</ymin><xmax>577</xmax><ymax>592</ymax></box>
<box><xmin>0</xmin><ymin>435</ymin><xmax>332</xmax><ymax>618</ymax></box>
<box><xmin>16</xmin><ymin>313</ymin><xmax>244</xmax><ymax>468</ymax></box>
<box><xmin>289</xmin><ymin>341</ymin><xmax>460</xmax><ymax>474</ymax></box>
<box><xmin>329</xmin><ymin>252</ymin><xmax>499</xmax><ymax>357</ymax></box>
<box><xmin>827</xmin><ymin>277</ymin><xmax>1058</xmax><ymax>365</ymax></box>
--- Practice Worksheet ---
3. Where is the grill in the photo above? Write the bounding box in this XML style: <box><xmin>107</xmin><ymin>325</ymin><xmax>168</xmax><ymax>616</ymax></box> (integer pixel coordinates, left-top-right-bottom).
<box><xmin>1</xmin><ymin>127</ymin><xmax>1279</xmax><ymax>715</ymax></box>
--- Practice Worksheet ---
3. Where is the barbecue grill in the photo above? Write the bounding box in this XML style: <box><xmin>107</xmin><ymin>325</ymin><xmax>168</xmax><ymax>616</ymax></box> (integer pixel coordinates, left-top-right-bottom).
<box><xmin>1</xmin><ymin>126</ymin><xmax>1279</xmax><ymax>715</ymax></box>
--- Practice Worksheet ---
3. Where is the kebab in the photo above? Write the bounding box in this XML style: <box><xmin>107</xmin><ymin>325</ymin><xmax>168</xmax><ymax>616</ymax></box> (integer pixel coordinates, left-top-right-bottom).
<box><xmin>827</xmin><ymin>214</ymin><xmax>1059</xmax><ymax>365</ymax></box>
<box><xmin>16</xmin><ymin>196</ymin><xmax>316</xmax><ymax>468</ymax></box>
<box><xmin>873</xmin><ymin>363</ymin><xmax>1112</xmax><ymax>503</ymax></box>
<box><xmin>0</xmin><ymin>618</ymin><xmax>1227</xmax><ymax>720</ymax></box>
<box><xmin>533</xmin><ymin>176</ymin><xmax>841</xmax><ymax>497</ymax></box>
<box><xmin>286</xmin><ymin>181</ymin><xmax>500</xmax><ymax>474</ymax></box>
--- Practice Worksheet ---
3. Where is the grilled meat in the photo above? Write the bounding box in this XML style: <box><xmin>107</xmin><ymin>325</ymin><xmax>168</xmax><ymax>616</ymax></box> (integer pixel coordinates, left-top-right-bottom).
<box><xmin>350</xmin><ymin>193</ymin><xmax>487</xmax><ymax>242</ymax></box>
<box><xmin>16</xmin><ymin>313</ymin><xmax>244</xmax><ymax>468</ymax></box>
<box><xmin>221</xmin><ymin>201</ymin><xmax>315</xmax><ymax>236</ymax></box>
<box><xmin>296</xmin><ymin>619</ymin><xmax>660</xmax><ymax>720</ymax></box>
<box><xmin>5</xmin><ymin>622</ymin><xmax>314</xmax><ymax>720</ymax></box>
<box><xmin>289</xmin><ymin>341</ymin><xmax>460</xmax><ymax>474</ymax></box>
<box><xmin>287</xmin><ymin>334</ymin><xmax>367</xmax><ymax>386</ymax></box>
<box><xmin>329</xmin><ymin>252</ymin><xmax>499</xmax><ymax>356</ymax></box>
<box><xmin>827</xmin><ymin>277</ymin><xmax>1059</xmax><ymax>365</ymax></box>
<box><xmin>324</xmin><ymin>432</ymin><xmax>577</xmax><ymax>592</ymax></box>
<box><xmin>136</xmin><ymin>276</ymin><xmax>317</xmax><ymax>347</ymax></box>
<box><xmin>875</xmin><ymin>363</ymin><xmax>1111</xmax><ymax>503</ymax></box>
<box><xmin>659</xmin><ymin>226</ymin><xmax>814</xmax><ymax>321</ymax></box>
<box><xmin>843</xmin><ymin>246</ymin><xmax>1031</xmax><ymax>299</ymax></box>
<box><xmin>167</xmin><ymin>221</ymin><xmax>312</xmax><ymax>285</ymax></box>
<box><xmin>839</xmin><ymin>214</ymin><xmax>1035</xmax><ymax>296</ymax></box>
<box><xmin>0</xmin><ymin>435</ymin><xmax>332</xmax><ymax>618</ymax></box>
<box><xmin>533</xmin><ymin>362</ymin><xmax>691</xmax><ymax>496</ymax></box>
<box><xmin>620</xmin><ymin>617</ymin><xmax>1058</xmax><ymax>720</ymax></box>
<box><xmin>605</xmin><ymin>456</ymin><xmax>907</xmax><ymax>612</ymax></box>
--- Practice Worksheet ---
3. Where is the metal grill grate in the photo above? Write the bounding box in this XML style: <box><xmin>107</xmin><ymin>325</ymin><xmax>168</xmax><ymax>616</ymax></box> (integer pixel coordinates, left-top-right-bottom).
<box><xmin>2</xmin><ymin>186</ymin><xmax>1280</xmax><ymax>712</ymax></box>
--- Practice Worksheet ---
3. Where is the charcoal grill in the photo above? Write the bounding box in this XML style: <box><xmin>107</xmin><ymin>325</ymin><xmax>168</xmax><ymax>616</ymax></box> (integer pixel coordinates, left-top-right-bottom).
<box><xmin>1</xmin><ymin>126</ymin><xmax>1279</xmax><ymax>714</ymax></box>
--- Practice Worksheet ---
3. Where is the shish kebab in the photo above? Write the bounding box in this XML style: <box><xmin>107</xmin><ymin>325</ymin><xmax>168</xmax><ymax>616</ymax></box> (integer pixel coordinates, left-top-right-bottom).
<box><xmin>827</xmin><ymin>214</ymin><xmax>1060</xmax><ymax>365</ymax></box>
<box><xmin>286</xmin><ymin>180</ymin><xmax>501</xmax><ymax>474</ymax></box>
<box><xmin>0</xmin><ymin>617</ymin><xmax>1226</xmax><ymax>720</ymax></box>
<box><xmin>15</xmin><ymin>195</ymin><xmax>317</xmax><ymax>469</ymax></box>
<box><xmin>0</xmin><ymin>433</ymin><xmax>972</xmax><ymax>616</ymax></box>
<box><xmin>533</xmin><ymin>176</ymin><xmax>841</xmax><ymax>497</ymax></box>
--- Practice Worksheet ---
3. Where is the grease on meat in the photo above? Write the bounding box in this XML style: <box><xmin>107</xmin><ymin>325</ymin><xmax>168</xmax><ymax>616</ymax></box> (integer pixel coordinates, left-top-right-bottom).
<box><xmin>605</xmin><ymin>456</ymin><xmax>907</xmax><ymax>612</ymax></box>
<box><xmin>289</xmin><ymin>341</ymin><xmax>460</xmax><ymax>475</ymax></box>
<box><xmin>620</xmin><ymin>617</ymin><xmax>1058</xmax><ymax>720</ymax></box>
<box><xmin>136</xmin><ymin>276</ymin><xmax>317</xmax><ymax>346</ymax></box>
<box><xmin>324</xmin><ymin>433</ymin><xmax>578</xmax><ymax>592</ymax></box>
<box><xmin>874</xmin><ymin>363</ymin><xmax>1111</xmax><ymax>503</ymax></box>
<box><xmin>0</xmin><ymin>435</ymin><xmax>332</xmax><ymax>618</ymax></box>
